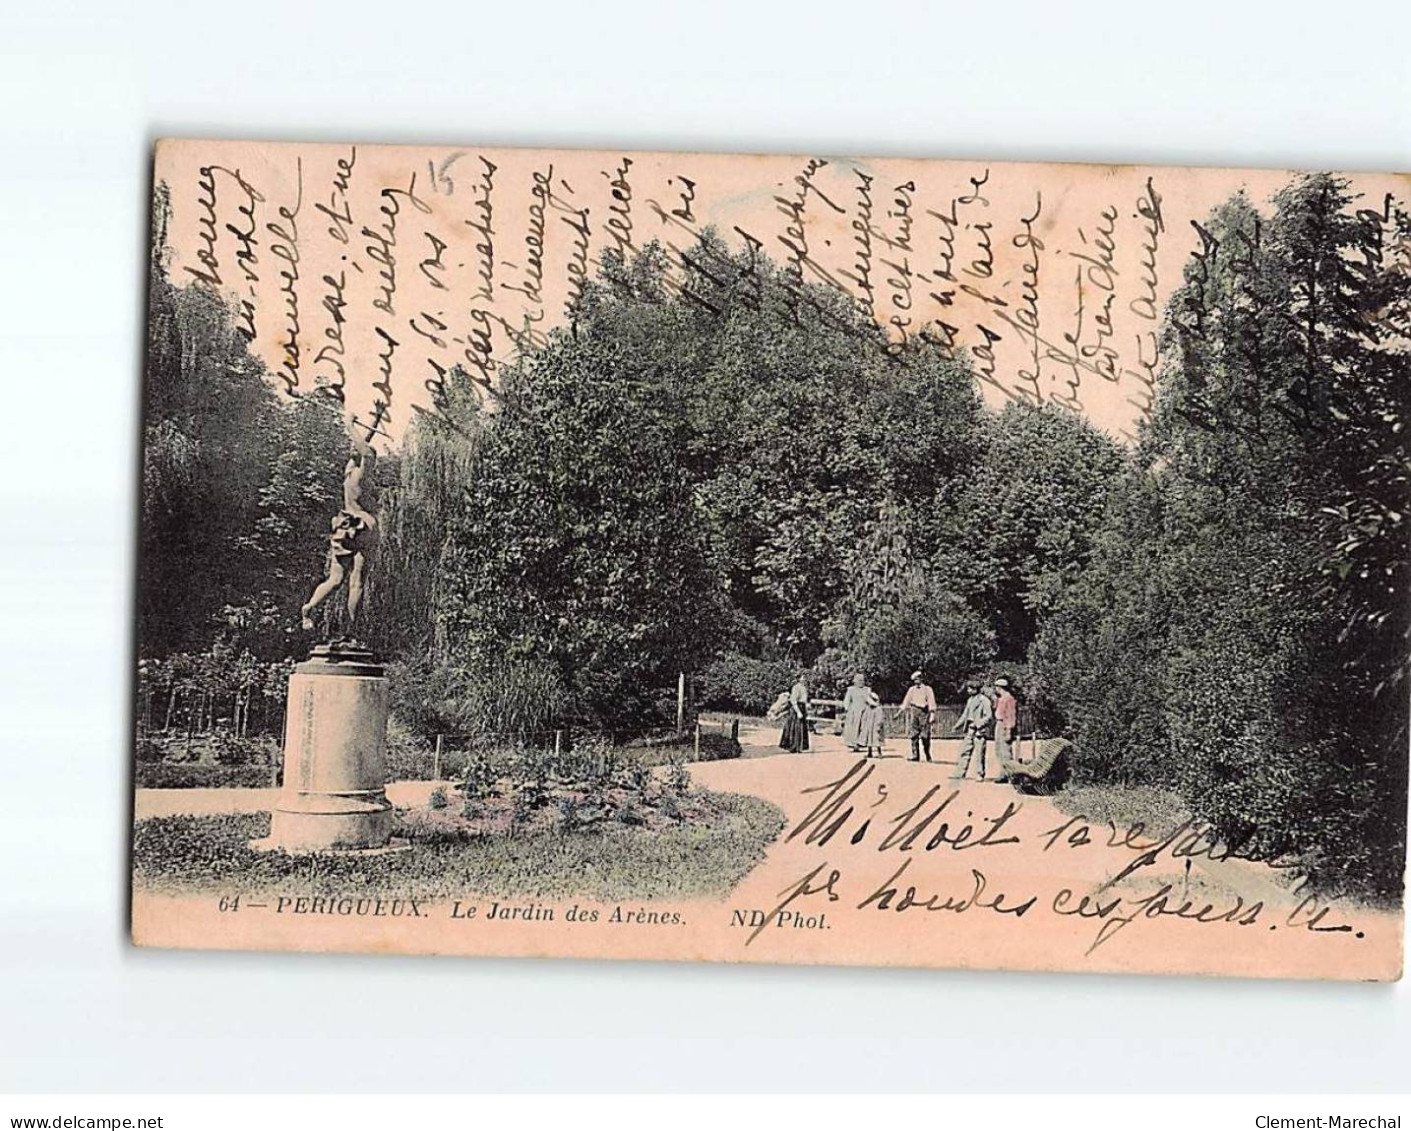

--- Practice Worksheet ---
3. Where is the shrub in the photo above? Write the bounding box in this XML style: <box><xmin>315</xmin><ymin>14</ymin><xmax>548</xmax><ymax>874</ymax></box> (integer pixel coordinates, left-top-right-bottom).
<box><xmin>461</xmin><ymin>750</ymin><xmax>500</xmax><ymax>799</ymax></box>
<box><xmin>614</xmin><ymin>800</ymin><xmax>646</xmax><ymax>826</ymax></box>
<box><xmin>383</xmin><ymin>717</ymin><xmax>437</xmax><ymax>781</ymax></box>
<box><xmin>696</xmin><ymin>732</ymin><xmax>740</xmax><ymax>762</ymax></box>
<box><xmin>135</xmin><ymin>734</ymin><xmax>165</xmax><ymax>763</ymax></box>
<box><xmin>509</xmin><ymin>778</ymin><xmax>546</xmax><ymax>830</ymax></box>
<box><xmin>134</xmin><ymin>762</ymin><xmax>273</xmax><ymax>789</ymax></box>
<box><xmin>806</xmin><ymin>648</ymin><xmax>859</xmax><ymax>703</ymax></box>
<box><xmin>1032</xmin><ymin>467</ymin><xmax>1408</xmax><ymax>900</ymax></box>
<box><xmin>209</xmin><ymin>731</ymin><xmax>253</xmax><ymax>766</ymax></box>
<box><xmin>697</xmin><ymin>653</ymin><xmax>799</xmax><ymax>715</ymax></box>
<box><xmin>1029</xmin><ymin>471</ymin><xmax>1175</xmax><ymax>786</ymax></box>
<box><xmin>556</xmin><ymin>793</ymin><xmax>609</xmax><ymax>833</ymax></box>
<box><xmin>627</xmin><ymin>760</ymin><xmax>652</xmax><ymax>794</ymax></box>
<box><xmin>827</xmin><ymin>573</ymin><xmax>997</xmax><ymax>703</ymax></box>
<box><xmin>432</xmin><ymin>336</ymin><xmax>730</xmax><ymax>739</ymax></box>
<box><xmin>427</xmin><ymin>787</ymin><xmax>449</xmax><ymax>810</ymax></box>
<box><xmin>666</xmin><ymin>760</ymin><xmax>691</xmax><ymax>795</ymax></box>
<box><xmin>619</xmin><ymin>730</ymin><xmax>741</xmax><ymax>767</ymax></box>
<box><xmin>134</xmin><ymin>732</ymin><xmax>278</xmax><ymax>768</ymax></box>
<box><xmin>388</xmin><ymin>656</ymin><xmax>567</xmax><ymax>747</ymax></box>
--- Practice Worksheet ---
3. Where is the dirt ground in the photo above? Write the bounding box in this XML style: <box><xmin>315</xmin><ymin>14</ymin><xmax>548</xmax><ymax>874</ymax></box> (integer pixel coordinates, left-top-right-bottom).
<box><xmin>131</xmin><ymin>728</ymin><xmax>1403</xmax><ymax>980</ymax></box>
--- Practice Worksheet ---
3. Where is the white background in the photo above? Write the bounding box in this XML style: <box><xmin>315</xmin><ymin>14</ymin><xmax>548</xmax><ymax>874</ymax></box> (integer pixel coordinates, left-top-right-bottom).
<box><xmin>1</xmin><ymin>0</ymin><xmax>1408</xmax><ymax>1095</ymax></box>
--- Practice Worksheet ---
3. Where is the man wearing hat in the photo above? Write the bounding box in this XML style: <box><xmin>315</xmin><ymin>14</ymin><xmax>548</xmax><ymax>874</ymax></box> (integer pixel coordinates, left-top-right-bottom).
<box><xmin>992</xmin><ymin>676</ymin><xmax>1019</xmax><ymax>781</ymax></box>
<box><xmin>953</xmin><ymin>679</ymin><xmax>995</xmax><ymax>780</ymax></box>
<box><xmin>899</xmin><ymin>670</ymin><xmax>937</xmax><ymax>762</ymax></box>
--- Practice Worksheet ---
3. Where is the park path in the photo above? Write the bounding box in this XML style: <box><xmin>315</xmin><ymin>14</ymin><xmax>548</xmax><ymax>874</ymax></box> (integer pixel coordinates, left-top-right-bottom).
<box><xmin>687</xmin><ymin>731</ymin><xmax>1402</xmax><ymax>979</ymax></box>
<box><xmin>131</xmin><ymin>728</ymin><xmax>1402</xmax><ymax>979</ymax></box>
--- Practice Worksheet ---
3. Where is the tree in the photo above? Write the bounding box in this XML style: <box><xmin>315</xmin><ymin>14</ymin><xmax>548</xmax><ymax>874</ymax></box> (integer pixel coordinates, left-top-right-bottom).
<box><xmin>362</xmin><ymin>368</ymin><xmax>488</xmax><ymax>660</ymax></box>
<box><xmin>829</xmin><ymin>570</ymin><xmax>996</xmax><ymax>703</ymax></box>
<box><xmin>1034</xmin><ymin>175</ymin><xmax>1410</xmax><ymax>899</ymax></box>
<box><xmin>434</xmin><ymin>333</ymin><xmax>727</xmax><ymax>734</ymax></box>
<box><xmin>1028</xmin><ymin>469</ymin><xmax>1175</xmax><ymax>782</ymax></box>
<box><xmin>569</xmin><ymin>235</ymin><xmax>986</xmax><ymax>659</ymax></box>
<box><xmin>140</xmin><ymin>185</ymin><xmax>354</xmax><ymax>662</ymax></box>
<box><xmin>958</xmin><ymin>403</ymin><xmax>1126</xmax><ymax>657</ymax></box>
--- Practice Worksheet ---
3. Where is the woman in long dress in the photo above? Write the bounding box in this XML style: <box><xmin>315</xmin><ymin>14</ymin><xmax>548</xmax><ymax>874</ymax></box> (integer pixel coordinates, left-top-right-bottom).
<box><xmin>779</xmin><ymin>675</ymin><xmax>811</xmax><ymax>753</ymax></box>
<box><xmin>840</xmin><ymin>672</ymin><xmax>871</xmax><ymax>751</ymax></box>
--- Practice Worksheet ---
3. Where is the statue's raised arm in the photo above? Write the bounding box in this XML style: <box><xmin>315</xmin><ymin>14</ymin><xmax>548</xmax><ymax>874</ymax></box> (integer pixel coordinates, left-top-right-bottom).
<box><xmin>342</xmin><ymin>428</ymin><xmax>376</xmax><ymax>527</ymax></box>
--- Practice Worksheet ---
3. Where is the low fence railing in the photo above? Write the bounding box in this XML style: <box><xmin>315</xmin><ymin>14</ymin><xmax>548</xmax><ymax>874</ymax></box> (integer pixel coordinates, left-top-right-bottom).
<box><xmin>424</xmin><ymin>717</ymin><xmax>743</xmax><ymax>778</ymax></box>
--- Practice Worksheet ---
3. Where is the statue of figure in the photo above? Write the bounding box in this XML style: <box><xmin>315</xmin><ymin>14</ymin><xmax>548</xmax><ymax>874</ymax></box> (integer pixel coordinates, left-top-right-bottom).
<box><xmin>301</xmin><ymin>428</ymin><xmax>377</xmax><ymax>633</ymax></box>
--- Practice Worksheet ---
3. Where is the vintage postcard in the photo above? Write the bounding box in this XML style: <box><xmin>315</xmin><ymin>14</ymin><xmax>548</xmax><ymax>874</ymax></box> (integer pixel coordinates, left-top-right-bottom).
<box><xmin>130</xmin><ymin>138</ymin><xmax>1410</xmax><ymax>980</ymax></box>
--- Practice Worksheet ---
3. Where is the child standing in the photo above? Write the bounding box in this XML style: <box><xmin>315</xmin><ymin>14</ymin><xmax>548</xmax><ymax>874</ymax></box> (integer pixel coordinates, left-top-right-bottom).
<box><xmin>860</xmin><ymin>691</ymin><xmax>886</xmax><ymax>759</ymax></box>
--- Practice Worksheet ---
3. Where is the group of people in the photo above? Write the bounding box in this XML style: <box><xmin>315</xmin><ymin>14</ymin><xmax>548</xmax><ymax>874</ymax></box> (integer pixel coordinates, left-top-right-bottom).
<box><xmin>774</xmin><ymin>670</ymin><xmax>1022</xmax><ymax>782</ymax></box>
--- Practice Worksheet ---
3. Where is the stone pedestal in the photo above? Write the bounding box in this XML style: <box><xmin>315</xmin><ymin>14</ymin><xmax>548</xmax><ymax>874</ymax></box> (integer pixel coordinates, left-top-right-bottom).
<box><xmin>255</xmin><ymin>644</ymin><xmax>393</xmax><ymax>853</ymax></box>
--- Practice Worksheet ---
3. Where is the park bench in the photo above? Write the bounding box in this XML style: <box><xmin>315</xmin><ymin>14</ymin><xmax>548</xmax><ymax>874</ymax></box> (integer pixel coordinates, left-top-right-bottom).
<box><xmin>1005</xmin><ymin>737</ymin><xmax>1073</xmax><ymax>795</ymax></box>
<box><xmin>807</xmin><ymin>698</ymin><xmax>845</xmax><ymax>733</ymax></box>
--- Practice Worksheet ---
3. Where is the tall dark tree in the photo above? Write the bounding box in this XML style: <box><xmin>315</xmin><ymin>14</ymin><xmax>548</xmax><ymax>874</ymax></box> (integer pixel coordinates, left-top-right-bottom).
<box><xmin>1034</xmin><ymin>175</ymin><xmax>1411</xmax><ymax>899</ymax></box>
<box><xmin>434</xmin><ymin>332</ymin><xmax>727</xmax><ymax>733</ymax></box>
<box><xmin>139</xmin><ymin>185</ymin><xmax>347</xmax><ymax>662</ymax></box>
<box><xmin>361</xmin><ymin>368</ymin><xmax>487</xmax><ymax>661</ymax></box>
<box><xmin>958</xmin><ymin>403</ymin><xmax>1126</xmax><ymax>657</ymax></box>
